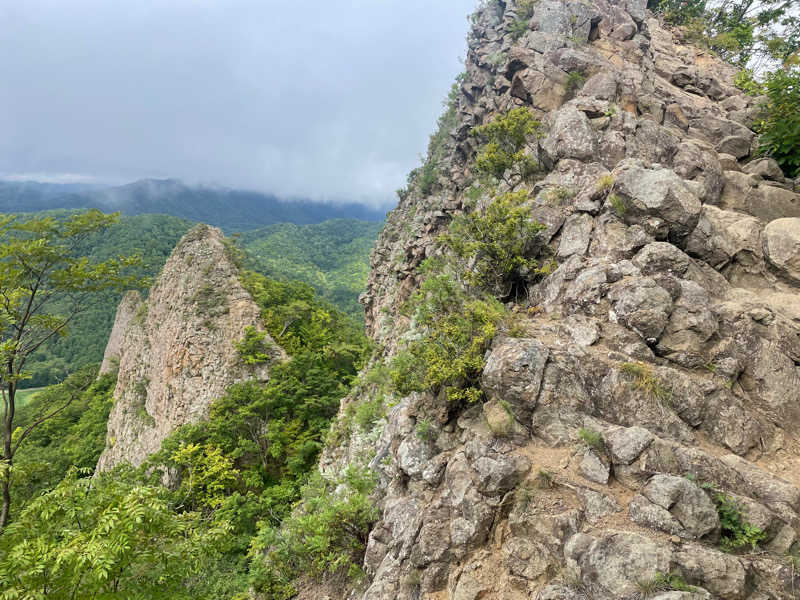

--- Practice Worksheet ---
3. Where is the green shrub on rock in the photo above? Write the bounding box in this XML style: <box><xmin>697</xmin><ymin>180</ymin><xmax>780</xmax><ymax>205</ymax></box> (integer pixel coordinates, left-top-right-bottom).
<box><xmin>249</xmin><ymin>466</ymin><xmax>378</xmax><ymax>600</ymax></box>
<box><xmin>390</xmin><ymin>269</ymin><xmax>506</xmax><ymax>404</ymax></box>
<box><xmin>758</xmin><ymin>68</ymin><xmax>800</xmax><ymax>178</ymax></box>
<box><xmin>471</xmin><ymin>107</ymin><xmax>542</xmax><ymax>185</ymax></box>
<box><xmin>439</xmin><ymin>190</ymin><xmax>546</xmax><ymax>297</ymax></box>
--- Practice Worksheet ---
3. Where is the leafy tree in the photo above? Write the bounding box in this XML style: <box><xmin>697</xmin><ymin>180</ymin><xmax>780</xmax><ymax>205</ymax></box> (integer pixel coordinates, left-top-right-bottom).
<box><xmin>248</xmin><ymin>466</ymin><xmax>378</xmax><ymax>600</ymax></box>
<box><xmin>0</xmin><ymin>468</ymin><xmax>228</xmax><ymax>599</ymax></box>
<box><xmin>757</xmin><ymin>67</ymin><xmax>800</xmax><ymax>176</ymax></box>
<box><xmin>0</xmin><ymin>210</ymin><xmax>138</xmax><ymax>527</ymax></box>
<box><xmin>651</xmin><ymin>0</ymin><xmax>799</xmax><ymax>67</ymax></box>
<box><xmin>10</xmin><ymin>367</ymin><xmax>115</xmax><ymax>511</ymax></box>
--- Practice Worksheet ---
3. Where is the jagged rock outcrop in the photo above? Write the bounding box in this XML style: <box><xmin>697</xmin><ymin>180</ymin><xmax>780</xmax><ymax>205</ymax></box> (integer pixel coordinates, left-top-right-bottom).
<box><xmin>99</xmin><ymin>290</ymin><xmax>142</xmax><ymax>375</ymax></box>
<box><xmin>319</xmin><ymin>1</ymin><xmax>800</xmax><ymax>599</ymax></box>
<box><xmin>96</xmin><ymin>225</ymin><xmax>281</xmax><ymax>471</ymax></box>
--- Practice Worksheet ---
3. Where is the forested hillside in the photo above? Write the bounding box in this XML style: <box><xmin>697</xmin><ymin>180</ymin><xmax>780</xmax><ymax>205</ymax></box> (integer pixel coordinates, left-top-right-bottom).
<box><xmin>22</xmin><ymin>212</ymin><xmax>381</xmax><ymax>387</ymax></box>
<box><xmin>241</xmin><ymin>220</ymin><xmax>383</xmax><ymax>318</ymax></box>
<box><xmin>4</xmin><ymin>246</ymin><xmax>371</xmax><ymax>598</ymax></box>
<box><xmin>0</xmin><ymin>179</ymin><xmax>386</xmax><ymax>231</ymax></box>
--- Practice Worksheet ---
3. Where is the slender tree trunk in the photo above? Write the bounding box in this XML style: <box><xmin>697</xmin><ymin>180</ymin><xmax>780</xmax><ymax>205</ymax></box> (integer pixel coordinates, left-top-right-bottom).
<box><xmin>0</xmin><ymin>475</ymin><xmax>10</xmax><ymax>529</ymax></box>
<box><xmin>1</xmin><ymin>382</ymin><xmax>16</xmax><ymax>530</ymax></box>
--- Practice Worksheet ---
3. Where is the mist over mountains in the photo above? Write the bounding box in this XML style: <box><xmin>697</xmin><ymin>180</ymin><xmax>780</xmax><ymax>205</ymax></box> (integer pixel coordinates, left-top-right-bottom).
<box><xmin>0</xmin><ymin>178</ymin><xmax>388</xmax><ymax>231</ymax></box>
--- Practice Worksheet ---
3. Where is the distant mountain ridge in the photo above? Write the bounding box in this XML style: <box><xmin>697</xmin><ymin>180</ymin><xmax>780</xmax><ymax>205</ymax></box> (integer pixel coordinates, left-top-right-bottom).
<box><xmin>0</xmin><ymin>178</ymin><xmax>387</xmax><ymax>231</ymax></box>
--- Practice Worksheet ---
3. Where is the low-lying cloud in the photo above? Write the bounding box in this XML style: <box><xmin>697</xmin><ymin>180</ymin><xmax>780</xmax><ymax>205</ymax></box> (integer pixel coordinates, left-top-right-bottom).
<box><xmin>0</xmin><ymin>0</ymin><xmax>477</xmax><ymax>207</ymax></box>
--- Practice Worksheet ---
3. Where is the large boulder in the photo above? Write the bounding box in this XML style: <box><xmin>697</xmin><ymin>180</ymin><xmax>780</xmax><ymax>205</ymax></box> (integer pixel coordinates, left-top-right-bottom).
<box><xmin>608</xmin><ymin>277</ymin><xmax>673</xmax><ymax>343</ymax></box>
<box><xmin>565</xmin><ymin>531</ymin><xmax>672</xmax><ymax>597</ymax></box>
<box><xmin>629</xmin><ymin>474</ymin><xmax>720</xmax><ymax>539</ymax></box>
<box><xmin>612</xmin><ymin>160</ymin><xmax>702</xmax><ymax>241</ymax></box>
<box><xmin>685</xmin><ymin>205</ymin><xmax>763</xmax><ymax>272</ymax></box>
<box><xmin>481</xmin><ymin>337</ymin><xmax>549</xmax><ymax>426</ymax></box>
<box><xmin>541</xmin><ymin>106</ymin><xmax>599</xmax><ymax>167</ymax></box>
<box><xmin>764</xmin><ymin>218</ymin><xmax>800</xmax><ymax>282</ymax></box>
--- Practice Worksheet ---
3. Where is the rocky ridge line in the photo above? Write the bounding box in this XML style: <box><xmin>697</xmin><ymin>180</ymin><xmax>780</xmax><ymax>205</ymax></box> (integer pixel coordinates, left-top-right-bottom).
<box><xmin>96</xmin><ymin>224</ymin><xmax>281</xmax><ymax>471</ymax></box>
<box><xmin>322</xmin><ymin>1</ymin><xmax>800</xmax><ymax>599</ymax></box>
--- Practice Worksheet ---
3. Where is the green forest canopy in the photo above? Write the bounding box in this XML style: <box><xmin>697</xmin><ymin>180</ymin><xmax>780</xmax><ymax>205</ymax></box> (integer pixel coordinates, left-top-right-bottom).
<box><xmin>20</xmin><ymin>213</ymin><xmax>381</xmax><ymax>387</ymax></box>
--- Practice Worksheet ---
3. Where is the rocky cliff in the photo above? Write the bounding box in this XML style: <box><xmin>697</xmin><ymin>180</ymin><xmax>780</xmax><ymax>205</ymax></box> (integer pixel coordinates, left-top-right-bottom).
<box><xmin>96</xmin><ymin>224</ymin><xmax>281</xmax><ymax>471</ymax></box>
<box><xmin>324</xmin><ymin>1</ymin><xmax>800</xmax><ymax>599</ymax></box>
<box><xmin>99</xmin><ymin>290</ymin><xmax>142</xmax><ymax>375</ymax></box>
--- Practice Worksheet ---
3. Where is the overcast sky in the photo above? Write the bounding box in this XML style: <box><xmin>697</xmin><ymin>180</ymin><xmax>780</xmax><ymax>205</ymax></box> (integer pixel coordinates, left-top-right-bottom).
<box><xmin>0</xmin><ymin>0</ymin><xmax>477</xmax><ymax>207</ymax></box>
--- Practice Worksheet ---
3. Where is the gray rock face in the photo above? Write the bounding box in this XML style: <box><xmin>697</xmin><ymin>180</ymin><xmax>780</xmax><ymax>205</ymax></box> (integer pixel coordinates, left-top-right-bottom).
<box><xmin>744</xmin><ymin>157</ymin><xmax>785</xmax><ymax>181</ymax></box>
<box><xmin>613</xmin><ymin>161</ymin><xmax>702</xmax><ymax>241</ymax></box>
<box><xmin>580</xmin><ymin>449</ymin><xmax>610</xmax><ymax>484</ymax></box>
<box><xmin>565</xmin><ymin>532</ymin><xmax>672</xmax><ymax>598</ymax></box>
<box><xmin>96</xmin><ymin>225</ymin><xmax>280</xmax><ymax>471</ymax></box>
<box><xmin>481</xmin><ymin>337</ymin><xmax>549</xmax><ymax>425</ymax></box>
<box><xmin>557</xmin><ymin>213</ymin><xmax>594</xmax><ymax>259</ymax></box>
<box><xmin>764</xmin><ymin>217</ymin><xmax>800</xmax><ymax>282</ymax></box>
<box><xmin>541</xmin><ymin>106</ymin><xmax>598</xmax><ymax>166</ymax></box>
<box><xmin>608</xmin><ymin>277</ymin><xmax>673</xmax><ymax>342</ymax></box>
<box><xmin>685</xmin><ymin>205</ymin><xmax>763</xmax><ymax>271</ymax></box>
<box><xmin>605</xmin><ymin>426</ymin><xmax>653</xmax><ymax>464</ymax></box>
<box><xmin>630</xmin><ymin>475</ymin><xmax>719</xmax><ymax>539</ymax></box>
<box><xmin>319</xmin><ymin>0</ymin><xmax>800</xmax><ymax>598</ymax></box>
<box><xmin>99</xmin><ymin>290</ymin><xmax>142</xmax><ymax>375</ymax></box>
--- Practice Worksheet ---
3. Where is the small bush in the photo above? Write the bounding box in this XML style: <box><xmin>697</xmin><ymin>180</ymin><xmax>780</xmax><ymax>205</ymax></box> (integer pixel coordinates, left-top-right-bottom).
<box><xmin>597</xmin><ymin>174</ymin><xmax>614</xmax><ymax>192</ymax></box>
<box><xmin>578</xmin><ymin>427</ymin><xmax>605</xmax><ymax>452</ymax></box>
<box><xmin>535</xmin><ymin>469</ymin><xmax>555</xmax><ymax>489</ymax></box>
<box><xmin>390</xmin><ymin>270</ymin><xmax>507</xmax><ymax>404</ymax></box>
<box><xmin>545</xmin><ymin>186</ymin><xmax>575</xmax><ymax>204</ymax></box>
<box><xmin>249</xmin><ymin>467</ymin><xmax>378</xmax><ymax>599</ymax></box>
<box><xmin>354</xmin><ymin>397</ymin><xmax>384</xmax><ymax>433</ymax></box>
<box><xmin>714</xmin><ymin>493</ymin><xmax>767</xmax><ymax>552</ymax></box>
<box><xmin>418</xmin><ymin>161</ymin><xmax>439</xmax><ymax>196</ymax></box>
<box><xmin>608</xmin><ymin>193</ymin><xmax>626</xmax><ymax>216</ymax></box>
<box><xmin>565</xmin><ymin>71</ymin><xmax>587</xmax><ymax>98</ymax></box>
<box><xmin>508</xmin><ymin>0</ymin><xmax>536</xmax><ymax>40</ymax></box>
<box><xmin>415</xmin><ymin>418</ymin><xmax>436</xmax><ymax>441</ymax></box>
<box><xmin>637</xmin><ymin>571</ymin><xmax>696</xmax><ymax>595</ymax></box>
<box><xmin>439</xmin><ymin>190</ymin><xmax>546</xmax><ymax>296</ymax></box>
<box><xmin>471</xmin><ymin>107</ymin><xmax>542</xmax><ymax>185</ymax></box>
<box><xmin>236</xmin><ymin>326</ymin><xmax>277</xmax><ymax>365</ymax></box>
<box><xmin>514</xmin><ymin>480</ymin><xmax>537</xmax><ymax>511</ymax></box>
<box><xmin>509</xmin><ymin>18</ymin><xmax>529</xmax><ymax>40</ymax></box>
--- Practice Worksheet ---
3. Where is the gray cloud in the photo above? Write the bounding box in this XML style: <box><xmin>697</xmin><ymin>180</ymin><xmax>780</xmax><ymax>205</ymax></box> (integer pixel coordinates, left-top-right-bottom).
<box><xmin>0</xmin><ymin>0</ymin><xmax>476</xmax><ymax>207</ymax></box>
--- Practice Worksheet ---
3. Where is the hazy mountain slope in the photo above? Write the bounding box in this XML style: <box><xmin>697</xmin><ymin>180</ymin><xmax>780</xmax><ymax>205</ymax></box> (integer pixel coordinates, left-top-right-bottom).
<box><xmin>0</xmin><ymin>179</ymin><xmax>386</xmax><ymax>231</ymax></box>
<box><xmin>240</xmin><ymin>219</ymin><xmax>383</xmax><ymax>318</ymax></box>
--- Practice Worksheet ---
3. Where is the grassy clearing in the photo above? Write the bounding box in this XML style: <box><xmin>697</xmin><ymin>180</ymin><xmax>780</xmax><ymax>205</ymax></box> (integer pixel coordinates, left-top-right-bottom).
<box><xmin>16</xmin><ymin>387</ymin><xmax>44</xmax><ymax>407</ymax></box>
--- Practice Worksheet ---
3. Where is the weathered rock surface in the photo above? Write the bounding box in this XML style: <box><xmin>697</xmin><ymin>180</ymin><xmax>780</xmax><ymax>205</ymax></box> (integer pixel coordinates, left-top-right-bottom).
<box><xmin>764</xmin><ymin>218</ymin><xmax>800</xmax><ymax>282</ymax></box>
<box><xmin>99</xmin><ymin>290</ymin><xmax>142</xmax><ymax>375</ymax></box>
<box><xmin>96</xmin><ymin>225</ymin><xmax>280</xmax><ymax>471</ymax></box>
<box><xmin>629</xmin><ymin>474</ymin><xmax>719</xmax><ymax>539</ymax></box>
<box><xmin>316</xmin><ymin>0</ymin><xmax>800</xmax><ymax>598</ymax></box>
